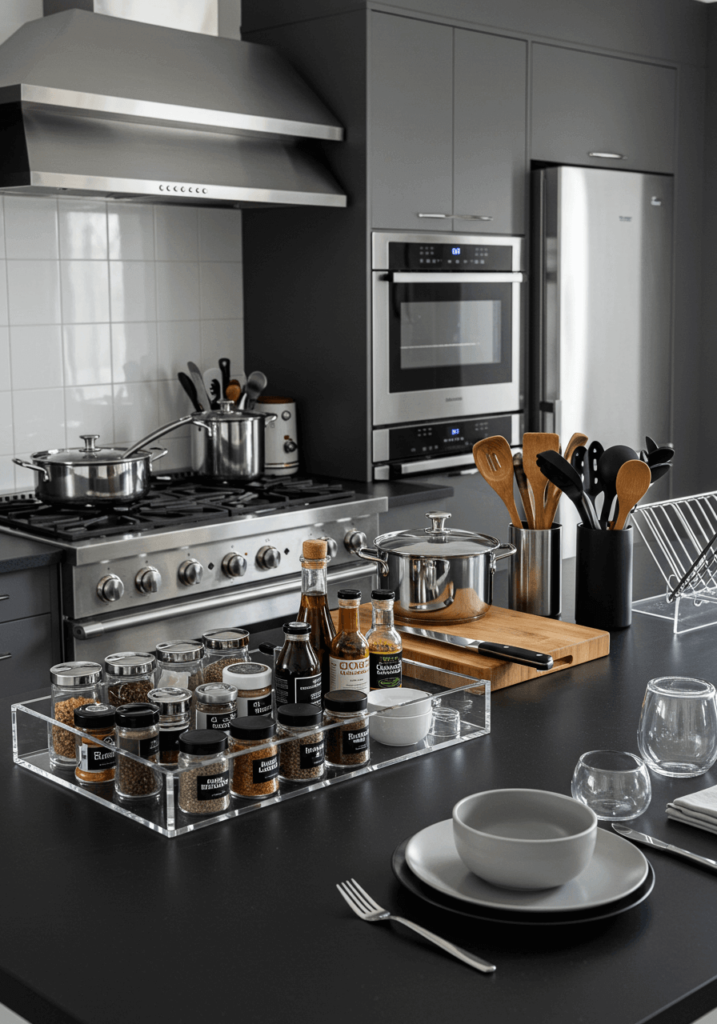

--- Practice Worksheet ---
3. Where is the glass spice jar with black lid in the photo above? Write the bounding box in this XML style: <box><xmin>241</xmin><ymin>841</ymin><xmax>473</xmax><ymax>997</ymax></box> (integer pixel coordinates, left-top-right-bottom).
<box><xmin>202</xmin><ymin>628</ymin><xmax>250</xmax><ymax>684</ymax></box>
<box><xmin>155</xmin><ymin>641</ymin><xmax>205</xmax><ymax>695</ymax></box>
<box><xmin>114</xmin><ymin>702</ymin><xmax>161</xmax><ymax>800</ymax></box>
<box><xmin>193</xmin><ymin>681</ymin><xmax>238</xmax><ymax>731</ymax></box>
<box><xmin>274</xmin><ymin>621</ymin><xmax>322</xmax><ymax>709</ymax></box>
<box><xmin>74</xmin><ymin>703</ymin><xmax>116</xmax><ymax>785</ymax></box>
<box><xmin>229</xmin><ymin>716</ymin><xmax>279</xmax><ymax>800</ymax></box>
<box><xmin>147</xmin><ymin>686</ymin><xmax>192</xmax><ymax>765</ymax></box>
<box><xmin>177</xmin><ymin>730</ymin><xmax>231</xmax><ymax>815</ymax></box>
<box><xmin>49</xmin><ymin>661</ymin><xmax>103</xmax><ymax>768</ymax></box>
<box><xmin>277</xmin><ymin>703</ymin><xmax>326</xmax><ymax>782</ymax></box>
<box><xmin>105</xmin><ymin>652</ymin><xmax>157</xmax><ymax>707</ymax></box>
<box><xmin>324</xmin><ymin>689</ymin><xmax>370</xmax><ymax>768</ymax></box>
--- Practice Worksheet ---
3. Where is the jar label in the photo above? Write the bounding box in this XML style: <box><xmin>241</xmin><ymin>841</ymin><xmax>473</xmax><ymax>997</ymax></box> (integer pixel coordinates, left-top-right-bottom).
<box><xmin>252</xmin><ymin>753</ymin><xmax>279</xmax><ymax>784</ymax></box>
<box><xmin>138</xmin><ymin>734</ymin><xmax>160</xmax><ymax>760</ymax></box>
<box><xmin>370</xmin><ymin>652</ymin><xmax>402</xmax><ymax>688</ymax></box>
<box><xmin>159</xmin><ymin>728</ymin><xmax>186</xmax><ymax>752</ymax></box>
<box><xmin>196</xmin><ymin>770</ymin><xmax>230</xmax><ymax>801</ymax></box>
<box><xmin>342</xmin><ymin>726</ymin><xmax>368</xmax><ymax>754</ymax></box>
<box><xmin>236</xmin><ymin>692</ymin><xmax>273</xmax><ymax>717</ymax></box>
<box><xmin>329</xmin><ymin>655</ymin><xmax>370</xmax><ymax>693</ymax></box>
<box><xmin>275</xmin><ymin>672</ymin><xmax>322</xmax><ymax>707</ymax></box>
<box><xmin>300</xmin><ymin>738</ymin><xmax>325</xmax><ymax>768</ymax></box>
<box><xmin>79</xmin><ymin>740</ymin><xmax>116</xmax><ymax>772</ymax></box>
<box><xmin>196</xmin><ymin>710</ymin><xmax>235</xmax><ymax>731</ymax></box>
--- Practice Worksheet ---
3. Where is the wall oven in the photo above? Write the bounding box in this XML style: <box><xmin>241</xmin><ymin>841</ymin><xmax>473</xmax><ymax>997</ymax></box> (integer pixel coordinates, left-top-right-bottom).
<box><xmin>372</xmin><ymin>231</ymin><xmax>524</xmax><ymax>479</ymax></box>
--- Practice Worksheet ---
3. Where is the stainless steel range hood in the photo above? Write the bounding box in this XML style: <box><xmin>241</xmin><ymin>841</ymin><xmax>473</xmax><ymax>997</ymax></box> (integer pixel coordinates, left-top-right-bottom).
<box><xmin>0</xmin><ymin>8</ymin><xmax>347</xmax><ymax>207</ymax></box>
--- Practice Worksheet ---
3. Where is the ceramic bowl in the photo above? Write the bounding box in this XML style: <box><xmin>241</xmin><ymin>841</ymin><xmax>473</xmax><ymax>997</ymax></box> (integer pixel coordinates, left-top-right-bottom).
<box><xmin>367</xmin><ymin>687</ymin><xmax>432</xmax><ymax>718</ymax></box>
<box><xmin>367</xmin><ymin>688</ymin><xmax>433</xmax><ymax>747</ymax></box>
<box><xmin>452</xmin><ymin>789</ymin><xmax>598</xmax><ymax>890</ymax></box>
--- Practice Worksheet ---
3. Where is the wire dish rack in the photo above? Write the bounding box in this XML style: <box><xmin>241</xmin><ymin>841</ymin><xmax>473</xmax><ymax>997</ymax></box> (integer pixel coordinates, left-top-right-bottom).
<box><xmin>632</xmin><ymin>491</ymin><xmax>717</xmax><ymax>634</ymax></box>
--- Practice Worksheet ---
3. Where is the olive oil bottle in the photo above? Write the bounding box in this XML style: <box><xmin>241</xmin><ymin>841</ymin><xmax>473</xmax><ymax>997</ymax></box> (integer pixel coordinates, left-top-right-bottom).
<box><xmin>366</xmin><ymin>590</ymin><xmax>402</xmax><ymax>688</ymax></box>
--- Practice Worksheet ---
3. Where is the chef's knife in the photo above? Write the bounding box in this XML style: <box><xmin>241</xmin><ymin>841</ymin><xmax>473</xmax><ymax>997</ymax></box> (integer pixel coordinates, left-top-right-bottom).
<box><xmin>612</xmin><ymin>823</ymin><xmax>717</xmax><ymax>873</ymax></box>
<box><xmin>396</xmin><ymin>625</ymin><xmax>553</xmax><ymax>671</ymax></box>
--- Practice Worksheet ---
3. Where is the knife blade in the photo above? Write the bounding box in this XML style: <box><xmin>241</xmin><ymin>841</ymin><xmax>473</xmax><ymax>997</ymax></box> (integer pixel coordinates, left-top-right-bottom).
<box><xmin>612</xmin><ymin>823</ymin><xmax>717</xmax><ymax>872</ymax></box>
<box><xmin>396</xmin><ymin>625</ymin><xmax>553</xmax><ymax>671</ymax></box>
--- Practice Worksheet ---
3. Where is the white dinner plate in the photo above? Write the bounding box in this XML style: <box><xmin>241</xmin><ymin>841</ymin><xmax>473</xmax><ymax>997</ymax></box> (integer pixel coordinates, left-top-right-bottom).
<box><xmin>405</xmin><ymin>819</ymin><xmax>649</xmax><ymax>913</ymax></box>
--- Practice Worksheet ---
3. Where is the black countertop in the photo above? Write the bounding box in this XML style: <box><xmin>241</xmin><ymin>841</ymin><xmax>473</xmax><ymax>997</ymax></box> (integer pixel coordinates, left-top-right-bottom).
<box><xmin>3</xmin><ymin>569</ymin><xmax>717</xmax><ymax>1024</ymax></box>
<box><xmin>351</xmin><ymin>478</ymin><xmax>454</xmax><ymax>509</ymax></box>
<box><xmin>0</xmin><ymin>532</ymin><xmax>63</xmax><ymax>574</ymax></box>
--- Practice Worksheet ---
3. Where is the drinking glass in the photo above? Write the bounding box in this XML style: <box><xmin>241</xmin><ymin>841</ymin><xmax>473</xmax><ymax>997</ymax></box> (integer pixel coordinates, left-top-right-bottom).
<box><xmin>637</xmin><ymin>676</ymin><xmax>717</xmax><ymax>778</ymax></box>
<box><xmin>571</xmin><ymin>750</ymin><xmax>651</xmax><ymax>820</ymax></box>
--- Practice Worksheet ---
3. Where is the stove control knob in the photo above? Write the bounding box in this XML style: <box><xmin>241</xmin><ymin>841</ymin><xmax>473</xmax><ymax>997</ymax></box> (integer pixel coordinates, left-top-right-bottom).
<box><xmin>97</xmin><ymin>574</ymin><xmax>124</xmax><ymax>603</ymax></box>
<box><xmin>222</xmin><ymin>552</ymin><xmax>247</xmax><ymax>579</ymax></box>
<box><xmin>136</xmin><ymin>566</ymin><xmax>162</xmax><ymax>594</ymax></box>
<box><xmin>344</xmin><ymin>531</ymin><xmax>368</xmax><ymax>553</ymax></box>
<box><xmin>257</xmin><ymin>545</ymin><xmax>281</xmax><ymax>570</ymax></box>
<box><xmin>321</xmin><ymin>537</ymin><xmax>339</xmax><ymax>559</ymax></box>
<box><xmin>178</xmin><ymin>559</ymin><xmax>204</xmax><ymax>586</ymax></box>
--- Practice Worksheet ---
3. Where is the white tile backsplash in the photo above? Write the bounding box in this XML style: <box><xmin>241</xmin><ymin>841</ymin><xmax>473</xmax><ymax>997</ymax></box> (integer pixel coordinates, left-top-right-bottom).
<box><xmin>0</xmin><ymin>195</ymin><xmax>243</xmax><ymax>489</ymax></box>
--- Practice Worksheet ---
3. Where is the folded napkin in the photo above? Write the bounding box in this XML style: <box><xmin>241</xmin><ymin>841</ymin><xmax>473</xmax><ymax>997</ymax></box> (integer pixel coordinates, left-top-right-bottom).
<box><xmin>666</xmin><ymin>783</ymin><xmax>717</xmax><ymax>835</ymax></box>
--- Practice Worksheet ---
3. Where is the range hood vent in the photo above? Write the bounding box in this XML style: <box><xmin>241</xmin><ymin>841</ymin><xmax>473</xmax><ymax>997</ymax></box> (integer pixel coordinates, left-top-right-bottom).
<box><xmin>0</xmin><ymin>9</ymin><xmax>347</xmax><ymax>208</ymax></box>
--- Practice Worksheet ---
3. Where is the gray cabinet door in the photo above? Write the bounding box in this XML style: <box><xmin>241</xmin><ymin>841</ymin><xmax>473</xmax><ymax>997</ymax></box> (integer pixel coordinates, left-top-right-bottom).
<box><xmin>532</xmin><ymin>44</ymin><xmax>676</xmax><ymax>174</ymax></box>
<box><xmin>370</xmin><ymin>13</ymin><xmax>453</xmax><ymax>231</ymax></box>
<box><xmin>453</xmin><ymin>30</ymin><xmax>527</xmax><ymax>234</ymax></box>
<box><xmin>0</xmin><ymin>613</ymin><xmax>54</xmax><ymax>697</ymax></box>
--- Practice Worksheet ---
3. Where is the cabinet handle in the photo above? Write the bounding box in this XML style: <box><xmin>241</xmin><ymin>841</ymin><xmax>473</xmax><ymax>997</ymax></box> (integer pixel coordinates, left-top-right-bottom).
<box><xmin>588</xmin><ymin>152</ymin><xmax>625</xmax><ymax>160</ymax></box>
<box><xmin>0</xmin><ymin>653</ymin><xmax>11</xmax><ymax>661</ymax></box>
<box><xmin>417</xmin><ymin>213</ymin><xmax>450</xmax><ymax>219</ymax></box>
<box><xmin>0</xmin><ymin>595</ymin><xmax>8</xmax><ymax>601</ymax></box>
<box><xmin>454</xmin><ymin>214</ymin><xmax>493</xmax><ymax>221</ymax></box>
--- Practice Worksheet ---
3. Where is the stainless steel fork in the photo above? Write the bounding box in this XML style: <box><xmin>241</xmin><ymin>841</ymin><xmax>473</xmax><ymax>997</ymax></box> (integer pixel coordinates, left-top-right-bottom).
<box><xmin>336</xmin><ymin>878</ymin><xmax>496</xmax><ymax>973</ymax></box>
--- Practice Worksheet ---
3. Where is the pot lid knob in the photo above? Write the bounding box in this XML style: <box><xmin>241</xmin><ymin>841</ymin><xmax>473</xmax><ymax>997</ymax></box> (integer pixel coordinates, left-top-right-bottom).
<box><xmin>425</xmin><ymin>511</ymin><xmax>452</xmax><ymax>535</ymax></box>
<box><xmin>80</xmin><ymin>434</ymin><xmax>100</xmax><ymax>453</ymax></box>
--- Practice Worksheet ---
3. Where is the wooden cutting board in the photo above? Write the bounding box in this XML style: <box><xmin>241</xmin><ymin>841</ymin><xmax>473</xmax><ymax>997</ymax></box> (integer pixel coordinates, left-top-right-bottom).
<box><xmin>331</xmin><ymin>604</ymin><xmax>609</xmax><ymax>693</ymax></box>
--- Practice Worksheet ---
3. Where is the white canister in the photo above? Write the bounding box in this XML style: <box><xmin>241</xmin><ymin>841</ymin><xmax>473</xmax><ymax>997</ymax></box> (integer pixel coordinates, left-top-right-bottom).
<box><xmin>223</xmin><ymin>661</ymin><xmax>273</xmax><ymax>717</ymax></box>
<box><xmin>257</xmin><ymin>396</ymin><xmax>299</xmax><ymax>477</ymax></box>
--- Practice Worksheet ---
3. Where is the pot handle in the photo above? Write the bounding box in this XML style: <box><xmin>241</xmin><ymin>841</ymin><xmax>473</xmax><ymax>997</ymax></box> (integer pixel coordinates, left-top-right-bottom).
<box><xmin>12</xmin><ymin>458</ymin><xmax>48</xmax><ymax>482</ymax></box>
<box><xmin>148</xmin><ymin>447</ymin><xmax>168</xmax><ymax>465</ymax></box>
<box><xmin>124</xmin><ymin>414</ymin><xmax>196</xmax><ymax>457</ymax></box>
<box><xmin>356</xmin><ymin>546</ymin><xmax>390</xmax><ymax>577</ymax></box>
<box><xmin>260</xmin><ymin>413</ymin><xmax>278</xmax><ymax>425</ymax></box>
<box><xmin>493</xmin><ymin>541</ymin><xmax>516</xmax><ymax>564</ymax></box>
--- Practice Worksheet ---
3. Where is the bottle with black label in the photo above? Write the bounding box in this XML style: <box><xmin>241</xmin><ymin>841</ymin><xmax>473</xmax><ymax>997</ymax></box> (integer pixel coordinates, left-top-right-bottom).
<box><xmin>274</xmin><ymin>621</ymin><xmax>322</xmax><ymax>708</ymax></box>
<box><xmin>366</xmin><ymin>590</ymin><xmax>402</xmax><ymax>688</ymax></box>
<box><xmin>329</xmin><ymin>590</ymin><xmax>370</xmax><ymax>694</ymax></box>
<box><xmin>296</xmin><ymin>539</ymin><xmax>336</xmax><ymax>696</ymax></box>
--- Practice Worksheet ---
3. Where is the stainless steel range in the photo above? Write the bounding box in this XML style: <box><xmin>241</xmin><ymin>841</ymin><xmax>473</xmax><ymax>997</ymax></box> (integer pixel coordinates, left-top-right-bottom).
<box><xmin>0</xmin><ymin>477</ymin><xmax>386</xmax><ymax>663</ymax></box>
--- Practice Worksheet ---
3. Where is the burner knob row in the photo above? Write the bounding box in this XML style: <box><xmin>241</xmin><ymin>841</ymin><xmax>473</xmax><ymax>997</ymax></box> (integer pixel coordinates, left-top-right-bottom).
<box><xmin>97</xmin><ymin>574</ymin><xmax>124</xmax><ymax>603</ymax></box>
<box><xmin>222</xmin><ymin>553</ymin><xmax>247</xmax><ymax>578</ymax></box>
<box><xmin>179</xmin><ymin>558</ymin><xmax>204</xmax><ymax>586</ymax></box>
<box><xmin>136</xmin><ymin>566</ymin><xmax>162</xmax><ymax>594</ymax></box>
<box><xmin>257</xmin><ymin>545</ymin><xmax>281</xmax><ymax>570</ymax></box>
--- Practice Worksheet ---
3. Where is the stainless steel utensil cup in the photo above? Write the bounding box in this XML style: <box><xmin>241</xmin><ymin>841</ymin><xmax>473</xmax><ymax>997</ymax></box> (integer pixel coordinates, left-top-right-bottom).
<box><xmin>508</xmin><ymin>523</ymin><xmax>562</xmax><ymax>618</ymax></box>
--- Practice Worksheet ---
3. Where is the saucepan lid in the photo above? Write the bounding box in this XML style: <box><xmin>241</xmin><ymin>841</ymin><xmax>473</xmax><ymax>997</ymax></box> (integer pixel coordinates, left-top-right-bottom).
<box><xmin>375</xmin><ymin>511</ymin><xmax>501</xmax><ymax>558</ymax></box>
<box><xmin>32</xmin><ymin>434</ymin><xmax>150</xmax><ymax>467</ymax></box>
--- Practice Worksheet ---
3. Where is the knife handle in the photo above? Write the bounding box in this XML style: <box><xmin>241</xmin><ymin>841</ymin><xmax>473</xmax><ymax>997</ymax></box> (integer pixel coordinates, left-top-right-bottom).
<box><xmin>478</xmin><ymin>642</ymin><xmax>554</xmax><ymax>671</ymax></box>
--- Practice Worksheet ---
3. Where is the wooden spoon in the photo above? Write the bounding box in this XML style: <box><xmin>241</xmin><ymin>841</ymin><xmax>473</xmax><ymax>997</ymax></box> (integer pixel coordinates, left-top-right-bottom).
<box><xmin>473</xmin><ymin>436</ymin><xmax>522</xmax><ymax>529</ymax></box>
<box><xmin>226</xmin><ymin>383</ymin><xmax>241</xmax><ymax>404</ymax></box>
<box><xmin>611</xmin><ymin>460</ymin><xmax>651</xmax><ymax>531</ymax></box>
<box><xmin>522</xmin><ymin>432</ymin><xmax>559</xmax><ymax>529</ymax></box>
<box><xmin>544</xmin><ymin>431</ymin><xmax>588</xmax><ymax>527</ymax></box>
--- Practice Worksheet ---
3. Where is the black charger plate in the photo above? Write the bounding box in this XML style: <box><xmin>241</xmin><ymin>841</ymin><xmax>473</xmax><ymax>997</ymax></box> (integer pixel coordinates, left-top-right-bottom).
<box><xmin>392</xmin><ymin>839</ymin><xmax>655</xmax><ymax>925</ymax></box>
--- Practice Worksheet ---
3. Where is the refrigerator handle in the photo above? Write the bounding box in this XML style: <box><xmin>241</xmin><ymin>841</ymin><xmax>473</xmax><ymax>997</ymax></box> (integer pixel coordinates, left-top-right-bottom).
<box><xmin>539</xmin><ymin>399</ymin><xmax>562</xmax><ymax>436</ymax></box>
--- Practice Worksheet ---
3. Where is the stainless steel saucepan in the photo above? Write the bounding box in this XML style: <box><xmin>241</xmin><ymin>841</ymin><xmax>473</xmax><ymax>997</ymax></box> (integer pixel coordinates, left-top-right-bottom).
<box><xmin>354</xmin><ymin>511</ymin><xmax>515</xmax><ymax>624</ymax></box>
<box><xmin>191</xmin><ymin>400</ymin><xmax>278</xmax><ymax>481</ymax></box>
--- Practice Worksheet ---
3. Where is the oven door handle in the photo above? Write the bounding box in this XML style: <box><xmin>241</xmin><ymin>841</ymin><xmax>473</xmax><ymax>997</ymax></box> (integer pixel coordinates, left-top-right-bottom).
<box><xmin>69</xmin><ymin>563</ymin><xmax>376</xmax><ymax>641</ymax></box>
<box><xmin>390</xmin><ymin>272</ymin><xmax>524</xmax><ymax>284</ymax></box>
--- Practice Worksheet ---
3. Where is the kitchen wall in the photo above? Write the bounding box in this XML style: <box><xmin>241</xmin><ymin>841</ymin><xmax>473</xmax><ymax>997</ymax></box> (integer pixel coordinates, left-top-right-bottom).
<box><xmin>0</xmin><ymin>197</ymin><xmax>244</xmax><ymax>492</ymax></box>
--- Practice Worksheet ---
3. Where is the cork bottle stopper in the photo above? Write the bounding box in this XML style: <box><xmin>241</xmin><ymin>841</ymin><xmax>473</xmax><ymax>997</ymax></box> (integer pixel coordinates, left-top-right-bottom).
<box><xmin>303</xmin><ymin>539</ymin><xmax>327</xmax><ymax>559</ymax></box>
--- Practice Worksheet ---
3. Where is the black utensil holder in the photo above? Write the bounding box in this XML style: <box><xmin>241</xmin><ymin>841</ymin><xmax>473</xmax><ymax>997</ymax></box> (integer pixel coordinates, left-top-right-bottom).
<box><xmin>575</xmin><ymin>525</ymin><xmax>633</xmax><ymax>631</ymax></box>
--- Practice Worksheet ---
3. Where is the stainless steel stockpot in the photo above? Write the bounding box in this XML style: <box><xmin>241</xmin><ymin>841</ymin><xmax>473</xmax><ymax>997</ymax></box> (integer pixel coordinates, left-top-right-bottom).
<box><xmin>355</xmin><ymin>511</ymin><xmax>515</xmax><ymax>624</ymax></box>
<box><xmin>191</xmin><ymin>400</ymin><xmax>278</xmax><ymax>481</ymax></box>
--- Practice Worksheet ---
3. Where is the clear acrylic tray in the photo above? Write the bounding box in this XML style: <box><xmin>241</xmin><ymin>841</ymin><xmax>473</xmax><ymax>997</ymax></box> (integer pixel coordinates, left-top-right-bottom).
<box><xmin>12</xmin><ymin>656</ymin><xmax>490</xmax><ymax>838</ymax></box>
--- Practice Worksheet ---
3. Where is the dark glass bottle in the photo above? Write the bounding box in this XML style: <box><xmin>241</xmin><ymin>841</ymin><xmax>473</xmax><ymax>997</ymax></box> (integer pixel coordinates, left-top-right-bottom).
<box><xmin>296</xmin><ymin>539</ymin><xmax>336</xmax><ymax>696</ymax></box>
<box><xmin>274</xmin><ymin>621</ymin><xmax>322</xmax><ymax>708</ymax></box>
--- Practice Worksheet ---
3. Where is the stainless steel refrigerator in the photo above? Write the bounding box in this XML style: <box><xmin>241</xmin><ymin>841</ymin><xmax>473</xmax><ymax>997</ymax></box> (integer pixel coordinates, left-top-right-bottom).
<box><xmin>533</xmin><ymin>165</ymin><xmax>673</xmax><ymax>551</ymax></box>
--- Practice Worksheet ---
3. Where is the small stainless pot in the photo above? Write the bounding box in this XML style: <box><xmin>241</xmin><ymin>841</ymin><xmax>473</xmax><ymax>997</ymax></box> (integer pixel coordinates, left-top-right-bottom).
<box><xmin>355</xmin><ymin>510</ymin><xmax>515</xmax><ymax>624</ymax></box>
<box><xmin>191</xmin><ymin>400</ymin><xmax>278</xmax><ymax>481</ymax></box>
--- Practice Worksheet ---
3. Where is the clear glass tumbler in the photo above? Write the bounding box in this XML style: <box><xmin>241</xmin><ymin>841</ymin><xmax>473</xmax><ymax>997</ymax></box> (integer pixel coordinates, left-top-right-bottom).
<box><xmin>637</xmin><ymin>676</ymin><xmax>717</xmax><ymax>778</ymax></box>
<box><xmin>571</xmin><ymin>750</ymin><xmax>652</xmax><ymax>820</ymax></box>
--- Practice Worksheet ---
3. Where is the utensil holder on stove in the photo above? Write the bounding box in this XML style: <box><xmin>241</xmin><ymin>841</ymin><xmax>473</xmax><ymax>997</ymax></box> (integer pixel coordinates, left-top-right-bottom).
<box><xmin>508</xmin><ymin>523</ymin><xmax>562</xmax><ymax>619</ymax></box>
<box><xmin>575</xmin><ymin>525</ymin><xmax>633</xmax><ymax>630</ymax></box>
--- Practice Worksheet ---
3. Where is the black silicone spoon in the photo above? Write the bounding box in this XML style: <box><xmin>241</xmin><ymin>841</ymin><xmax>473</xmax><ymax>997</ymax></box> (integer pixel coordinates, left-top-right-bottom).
<box><xmin>536</xmin><ymin>450</ymin><xmax>600</xmax><ymax>529</ymax></box>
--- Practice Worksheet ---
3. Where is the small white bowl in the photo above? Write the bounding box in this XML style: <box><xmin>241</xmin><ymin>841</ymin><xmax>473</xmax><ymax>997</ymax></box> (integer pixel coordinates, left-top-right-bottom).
<box><xmin>452</xmin><ymin>789</ymin><xmax>598</xmax><ymax>890</ymax></box>
<box><xmin>367</xmin><ymin>687</ymin><xmax>432</xmax><ymax>718</ymax></box>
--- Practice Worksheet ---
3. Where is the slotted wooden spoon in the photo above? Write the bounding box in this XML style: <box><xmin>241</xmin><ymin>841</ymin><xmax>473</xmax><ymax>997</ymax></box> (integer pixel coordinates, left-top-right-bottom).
<box><xmin>522</xmin><ymin>432</ymin><xmax>559</xmax><ymax>529</ymax></box>
<box><xmin>611</xmin><ymin>460</ymin><xmax>651</xmax><ymax>531</ymax></box>
<box><xmin>473</xmin><ymin>436</ymin><xmax>522</xmax><ymax>529</ymax></box>
<box><xmin>544</xmin><ymin>431</ymin><xmax>588</xmax><ymax>527</ymax></box>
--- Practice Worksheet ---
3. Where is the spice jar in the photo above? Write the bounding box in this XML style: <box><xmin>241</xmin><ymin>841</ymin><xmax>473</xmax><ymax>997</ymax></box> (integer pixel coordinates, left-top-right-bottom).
<box><xmin>147</xmin><ymin>686</ymin><xmax>192</xmax><ymax>765</ymax></box>
<box><xmin>178</xmin><ymin>730</ymin><xmax>231</xmax><ymax>815</ymax></box>
<box><xmin>49</xmin><ymin>661</ymin><xmax>103</xmax><ymax>768</ymax></box>
<box><xmin>277</xmin><ymin>703</ymin><xmax>326</xmax><ymax>782</ymax></box>
<box><xmin>324</xmin><ymin>689</ymin><xmax>370</xmax><ymax>769</ymax></box>
<box><xmin>155</xmin><ymin>641</ymin><xmax>205</xmax><ymax>695</ymax></box>
<box><xmin>105</xmin><ymin>652</ymin><xmax>157</xmax><ymax>707</ymax></box>
<box><xmin>202</xmin><ymin>628</ymin><xmax>250</xmax><ymax>684</ymax></box>
<box><xmin>114</xmin><ymin>703</ymin><xmax>161</xmax><ymax>800</ymax></box>
<box><xmin>74</xmin><ymin>704</ymin><xmax>116</xmax><ymax>785</ymax></box>
<box><xmin>194</xmin><ymin>681</ymin><xmax>238</xmax><ymax>732</ymax></box>
<box><xmin>223</xmin><ymin>662</ymin><xmax>273</xmax><ymax>717</ymax></box>
<box><xmin>229</xmin><ymin>717</ymin><xmax>279</xmax><ymax>800</ymax></box>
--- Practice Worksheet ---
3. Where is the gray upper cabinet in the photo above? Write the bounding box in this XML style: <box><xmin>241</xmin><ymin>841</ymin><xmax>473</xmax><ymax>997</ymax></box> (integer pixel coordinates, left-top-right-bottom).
<box><xmin>370</xmin><ymin>13</ymin><xmax>453</xmax><ymax>231</ymax></box>
<box><xmin>532</xmin><ymin>44</ymin><xmax>676</xmax><ymax>174</ymax></box>
<box><xmin>453</xmin><ymin>30</ymin><xmax>527</xmax><ymax>234</ymax></box>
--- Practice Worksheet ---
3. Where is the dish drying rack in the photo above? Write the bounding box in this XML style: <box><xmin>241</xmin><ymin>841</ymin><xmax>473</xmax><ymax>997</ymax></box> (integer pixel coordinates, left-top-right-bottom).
<box><xmin>632</xmin><ymin>491</ymin><xmax>717</xmax><ymax>634</ymax></box>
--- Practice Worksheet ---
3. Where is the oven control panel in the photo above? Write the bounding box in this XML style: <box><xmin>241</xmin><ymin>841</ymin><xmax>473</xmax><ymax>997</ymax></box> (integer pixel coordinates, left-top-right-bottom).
<box><xmin>388</xmin><ymin>414</ymin><xmax>515</xmax><ymax>461</ymax></box>
<box><xmin>388</xmin><ymin>242</ymin><xmax>513</xmax><ymax>271</ymax></box>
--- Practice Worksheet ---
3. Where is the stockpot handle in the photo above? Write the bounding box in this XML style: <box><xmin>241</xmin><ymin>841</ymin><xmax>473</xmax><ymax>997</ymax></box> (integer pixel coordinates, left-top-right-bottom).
<box><xmin>493</xmin><ymin>541</ymin><xmax>516</xmax><ymax>563</ymax></box>
<box><xmin>12</xmin><ymin>458</ymin><xmax>48</xmax><ymax>482</ymax></box>
<box><xmin>148</xmin><ymin>447</ymin><xmax>168</xmax><ymax>465</ymax></box>
<box><xmin>260</xmin><ymin>413</ymin><xmax>278</xmax><ymax>425</ymax></box>
<box><xmin>123</xmin><ymin>414</ymin><xmax>196</xmax><ymax>458</ymax></box>
<box><xmin>356</xmin><ymin>546</ymin><xmax>390</xmax><ymax>577</ymax></box>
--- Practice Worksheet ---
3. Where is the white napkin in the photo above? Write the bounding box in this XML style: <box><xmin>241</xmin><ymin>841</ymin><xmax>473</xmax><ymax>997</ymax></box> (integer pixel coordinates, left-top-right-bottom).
<box><xmin>666</xmin><ymin>783</ymin><xmax>717</xmax><ymax>836</ymax></box>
